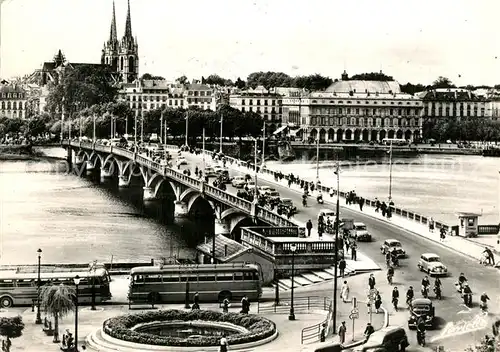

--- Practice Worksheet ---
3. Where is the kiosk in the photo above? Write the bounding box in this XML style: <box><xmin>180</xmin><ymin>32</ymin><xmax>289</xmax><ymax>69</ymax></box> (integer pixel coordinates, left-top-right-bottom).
<box><xmin>456</xmin><ymin>212</ymin><xmax>481</xmax><ymax>238</ymax></box>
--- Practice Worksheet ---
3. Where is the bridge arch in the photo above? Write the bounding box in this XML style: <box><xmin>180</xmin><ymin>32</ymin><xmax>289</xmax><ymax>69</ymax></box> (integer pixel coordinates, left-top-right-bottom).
<box><xmin>153</xmin><ymin>177</ymin><xmax>176</xmax><ymax>200</ymax></box>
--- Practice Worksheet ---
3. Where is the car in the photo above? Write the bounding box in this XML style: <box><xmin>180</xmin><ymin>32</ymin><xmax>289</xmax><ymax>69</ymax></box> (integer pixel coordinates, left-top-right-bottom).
<box><xmin>258</xmin><ymin>185</ymin><xmax>273</xmax><ymax>194</ymax></box>
<box><xmin>214</xmin><ymin>166</ymin><xmax>225</xmax><ymax>174</ymax></box>
<box><xmin>354</xmin><ymin>222</ymin><xmax>371</xmax><ymax>242</ymax></box>
<box><xmin>204</xmin><ymin>167</ymin><xmax>217</xmax><ymax>177</ymax></box>
<box><xmin>266</xmin><ymin>190</ymin><xmax>280</xmax><ymax>202</ymax></box>
<box><xmin>319</xmin><ymin>209</ymin><xmax>336</xmax><ymax>219</ymax></box>
<box><xmin>246</xmin><ymin>181</ymin><xmax>257</xmax><ymax>190</ymax></box>
<box><xmin>176</xmin><ymin>156</ymin><xmax>187</xmax><ymax>166</ymax></box>
<box><xmin>408</xmin><ymin>298</ymin><xmax>435</xmax><ymax>329</ymax></box>
<box><xmin>232</xmin><ymin>176</ymin><xmax>246</xmax><ymax>188</ymax></box>
<box><xmin>354</xmin><ymin>326</ymin><xmax>409</xmax><ymax>352</ymax></box>
<box><xmin>417</xmin><ymin>253</ymin><xmax>448</xmax><ymax>276</ymax></box>
<box><xmin>380</xmin><ymin>239</ymin><xmax>406</xmax><ymax>258</ymax></box>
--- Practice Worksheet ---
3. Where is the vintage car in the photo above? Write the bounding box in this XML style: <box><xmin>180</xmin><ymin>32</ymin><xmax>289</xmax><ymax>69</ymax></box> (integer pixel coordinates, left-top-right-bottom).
<box><xmin>203</xmin><ymin>166</ymin><xmax>218</xmax><ymax>177</ymax></box>
<box><xmin>354</xmin><ymin>222</ymin><xmax>372</xmax><ymax>242</ymax></box>
<box><xmin>417</xmin><ymin>253</ymin><xmax>448</xmax><ymax>276</ymax></box>
<box><xmin>354</xmin><ymin>326</ymin><xmax>409</xmax><ymax>352</ymax></box>
<box><xmin>231</xmin><ymin>176</ymin><xmax>246</xmax><ymax>188</ymax></box>
<box><xmin>278</xmin><ymin>198</ymin><xmax>297</xmax><ymax>215</ymax></box>
<box><xmin>408</xmin><ymin>298</ymin><xmax>435</xmax><ymax>329</ymax></box>
<box><xmin>176</xmin><ymin>156</ymin><xmax>188</xmax><ymax>166</ymax></box>
<box><xmin>380</xmin><ymin>239</ymin><xmax>406</xmax><ymax>258</ymax></box>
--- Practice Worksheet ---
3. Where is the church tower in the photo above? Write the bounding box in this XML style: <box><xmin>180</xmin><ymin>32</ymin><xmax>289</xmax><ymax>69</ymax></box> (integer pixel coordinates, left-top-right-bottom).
<box><xmin>117</xmin><ymin>0</ymin><xmax>139</xmax><ymax>83</ymax></box>
<box><xmin>101</xmin><ymin>1</ymin><xmax>119</xmax><ymax>72</ymax></box>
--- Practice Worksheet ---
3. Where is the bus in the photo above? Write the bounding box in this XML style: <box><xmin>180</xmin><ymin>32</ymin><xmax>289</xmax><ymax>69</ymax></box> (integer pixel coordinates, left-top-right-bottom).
<box><xmin>382</xmin><ymin>138</ymin><xmax>407</xmax><ymax>146</ymax></box>
<box><xmin>0</xmin><ymin>266</ymin><xmax>112</xmax><ymax>308</ymax></box>
<box><xmin>128</xmin><ymin>263</ymin><xmax>262</xmax><ymax>304</ymax></box>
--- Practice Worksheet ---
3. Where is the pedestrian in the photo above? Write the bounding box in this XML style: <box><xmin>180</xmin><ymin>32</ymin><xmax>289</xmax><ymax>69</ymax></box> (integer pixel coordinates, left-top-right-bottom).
<box><xmin>359</xmin><ymin>197</ymin><xmax>364</xmax><ymax>211</ymax></box>
<box><xmin>222</xmin><ymin>298</ymin><xmax>230</xmax><ymax>313</ymax></box>
<box><xmin>338</xmin><ymin>321</ymin><xmax>347</xmax><ymax>344</ymax></box>
<box><xmin>306</xmin><ymin>219</ymin><xmax>313</xmax><ymax>237</ymax></box>
<box><xmin>364</xmin><ymin>323</ymin><xmax>375</xmax><ymax>340</ymax></box>
<box><xmin>429</xmin><ymin>218</ymin><xmax>435</xmax><ymax>233</ymax></box>
<box><xmin>392</xmin><ymin>287</ymin><xmax>399</xmax><ymax>312</ymax></box>
<box><xmin>375</xmin><ymin>293</ymin><xmax>382</xmax><ymax>313</ymax></box>
<box><xmin>440</xmin><ymin>228</ymin><xmax>446</xmax><ymax>242</ymax></box>
<box><xmin>320</xmin><ymin>322</ymin><xmax>327</xmax><ymax>342</ymax></box>
<box><xmin>340</xmin><ymin>280</ymin><xmax>350</xmax><ymax>303</ymax></box>
<box><xmin>329</xmin><ymin>188</ymin><xmax>334</xmax><ymax>197</ymax></box>
<box><xmin>339</xmin><ymin>259</ymin><xmax>346</xmax><ymax>277</ymax></box>
<box><xmin>368</xmin><ymin>274</ymin><xmax>376</xmax><ymax>290</ymax></box>
<box><xmin>318</xmin><ymin>222</ymin><xmax>323</xmax><ymax>240</ymax></box>
<box><xmin>345</xmin><ymin>238</ymin><xmax>350</xmax><ymax>254</ymax></box>
<box><xmin>351</xmin><ymin>243</ymin><xmax>357</xmax><ymax>261</ymax></box>
<box><xmin>219</xmin><ymin>334</ymin><xmax>229</xmax><ymax>352</ymax></box>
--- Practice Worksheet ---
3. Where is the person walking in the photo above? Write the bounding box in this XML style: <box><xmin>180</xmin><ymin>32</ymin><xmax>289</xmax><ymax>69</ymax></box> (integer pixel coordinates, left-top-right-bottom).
<box><xmin>306</xmin><ymin>220</ymin><xmax>313</xmax><ymax>237</ymax></box>
<box><xmin>351</xmin><ymin>243</ymin><xmax>357</xmax><ymax>261</ymax></box>
<box><xmin>375</xmin><ymin>293</ymin><xmax>382</xmax><ymax>313</ymax></box>
<box><xmin>338</xmin><ymin>321</ymin><xmax>347</xmax><ymax>344</ymax></box>
<box><xmin>364</xmin><ymin>323</ymin><xmax>375</xmax><ymax>340</ymax></box>
<box><xmin>219</xmin><ymin>334</ymin><xmax>229</xmax><ymax>352</ymax></box>
<box><xmin>222</xmin><ymin>298</ymin><xmax>230</xmax><ymax>313</ymax></box>
<box><xmin>340</xmin><ymin>280</ymin><xmax>350</xmax><ymax>303</ymax></box>
<box><xmin>368</xmin><ymin>274</ymin><xmax>376</xmax><ymax>290</ymax></box>
<box><xmin>429</xmin><ymin>218</ymin><xmax>435</xmax><ymax>233</ymax></box>
<box><xmin>339</xmin><ymin>258</ymin><xmax>346</xmax><ymax>278</ymax></box>
<box><xmin>392</xmin><ymin>287</ymin><xmax>399</xmax><ymax>312</ymax></box>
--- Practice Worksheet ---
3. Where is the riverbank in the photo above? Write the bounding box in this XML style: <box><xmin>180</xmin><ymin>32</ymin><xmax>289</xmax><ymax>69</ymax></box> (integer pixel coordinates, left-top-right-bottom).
<box><xmin>0</xmin><ymin>144</ymin><xmax>42</xmax><ymax>160</ymax></box>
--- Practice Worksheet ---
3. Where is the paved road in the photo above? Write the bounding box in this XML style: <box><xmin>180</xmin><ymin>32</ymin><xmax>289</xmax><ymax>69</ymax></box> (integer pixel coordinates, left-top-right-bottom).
<box><xmin>175</xmin><ymin>152</ymin><xmax>500</xmax><ymax>351</ymax></box>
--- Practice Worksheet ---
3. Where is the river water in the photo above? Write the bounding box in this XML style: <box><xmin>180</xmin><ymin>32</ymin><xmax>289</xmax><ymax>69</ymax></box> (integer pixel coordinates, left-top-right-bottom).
<box><xmin>268</xmin><ymin>153</ymin><xmax>500</xmax><ymax>225</ymax></box>
<box><xmin>0</xmin><ymin>147</ymin><xmax>498</xmax><ymax>265</ymax></box>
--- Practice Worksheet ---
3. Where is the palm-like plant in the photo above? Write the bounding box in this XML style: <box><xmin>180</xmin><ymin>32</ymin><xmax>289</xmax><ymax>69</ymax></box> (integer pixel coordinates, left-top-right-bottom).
<box><xmin>40</xmin><ymin>284</ymin><xmax>75</xmax><ymax>343</ymax></box>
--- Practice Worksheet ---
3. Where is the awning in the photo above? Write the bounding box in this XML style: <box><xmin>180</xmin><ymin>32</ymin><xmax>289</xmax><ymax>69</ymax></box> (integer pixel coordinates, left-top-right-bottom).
<box><xmin>273</xmin><ymin>125</ymin><xmax>288</xmax><ymax>135</ymax></box>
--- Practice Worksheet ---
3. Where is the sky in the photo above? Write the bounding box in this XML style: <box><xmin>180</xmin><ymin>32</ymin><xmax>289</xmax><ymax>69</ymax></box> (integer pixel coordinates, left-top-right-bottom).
<box><xmin>1</xmin><ymin>0</ymin><xmax>499</xmax><ymax>86</ymax></box>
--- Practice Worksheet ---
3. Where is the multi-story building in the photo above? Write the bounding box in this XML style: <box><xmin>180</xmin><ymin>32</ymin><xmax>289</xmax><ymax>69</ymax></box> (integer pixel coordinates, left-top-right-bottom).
<box><xmin>418</xmin><ymin>88</ymin><xmax>488</xmax><ymax>121</ymax></box>
<box><xmin>229</xmin><ymin>86</ymin><xmax>283</xmax><ymax>133</ymax></box>
<box><xmin>281</xmin><ymin>72</ymin><xmax>424</xmax><ymax>142</ymax></box>
<box><xmin>0</xmin><ymin>84</ymin><xmax>28</xmax><ymax>119</ymax></box>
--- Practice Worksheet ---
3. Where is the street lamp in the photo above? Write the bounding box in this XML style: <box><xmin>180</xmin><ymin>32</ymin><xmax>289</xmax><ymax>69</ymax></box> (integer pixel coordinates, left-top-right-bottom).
<box><xmin>332</xmin><ymin>163</ymin><xmax>341</xmax><ymax>334</ymax></box>
<box><xmin>261</xmin><ymin>122</ymin><xmax>266</xmax><ymax>168</ymax></box>
<box><xmin>140</xmin><ymin>110</ymin><xmax>144</xmax><ymax>143</ymax></box>
<box><xmin>35</xmin><ymin>248</ymin><xmax>42</xmax><ymax>324</ymax></box>
<box><xmin>316</xmin><ymin>136</ymin><xmax>320</xmax><ymax>185</ymax></box>
<box><xmin>90</xmin><ymin>261</ymin><xmax>97</xmax><ymax>310</ymax></box>
<box><xmin>252</xmin><ymin>138</ymin><xmax>259</xmax><ymax>202</ymax></box>
<box><xmin>92</xmin><ymin>114</ymin><xmax>96</xmax><ymax>142</ymax></box>
<box><xmin>288</xmin><ymin>243</ymin><xmax>297</xmax><ymax>321</ymax></box>
<box><xmin>185</xmin><ymin>111</ymin><xmax>189</xmax><ymax>147</ymax></box>
<box><xmin>73</xmin><ymin>275</ymin><xmax>81</xmax><ymax>352</ymax></box>
<box><xmin>219</xmin><ymin>113</ymin><xmax>223</xmax><ymax>154</ymax></box>
<box><xmin>388</xmin><ymin>140</ymin><xmax>393</xmax><ymax>202</ymax></box>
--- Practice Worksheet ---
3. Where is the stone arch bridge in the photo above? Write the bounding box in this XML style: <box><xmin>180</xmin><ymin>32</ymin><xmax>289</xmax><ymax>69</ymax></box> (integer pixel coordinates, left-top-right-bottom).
<box><xmin>65</xmin><ymin>140</ymin><xmax>295</xmax><ymax>238</ymax></box>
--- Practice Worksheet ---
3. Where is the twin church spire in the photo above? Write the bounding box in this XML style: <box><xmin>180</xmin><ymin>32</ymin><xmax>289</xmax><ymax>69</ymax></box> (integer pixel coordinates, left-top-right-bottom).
<box><xmin>102</xmin><ymin>0</ymin><xmax>138</xmax><ymax>83</ymax></box>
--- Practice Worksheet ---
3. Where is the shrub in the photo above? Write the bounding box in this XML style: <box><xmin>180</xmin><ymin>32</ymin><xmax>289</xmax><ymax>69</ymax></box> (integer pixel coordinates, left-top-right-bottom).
<box><xmin>102</xmin><ymin>310</ymin><xmax>276</xmax><ymax>347</ymax></box>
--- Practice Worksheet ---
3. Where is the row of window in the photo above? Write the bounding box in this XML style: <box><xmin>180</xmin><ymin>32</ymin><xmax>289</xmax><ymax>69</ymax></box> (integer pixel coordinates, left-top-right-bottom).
<box><xmin>1</xmin><ymin>93</ymin><xmax>25</xmax><ymax>99</ymax></box>
<box><xmin>309</xmin><ymin>99</ymin><xmax>419</xmax><ymax>106</ymax></box>
<box><xmin>429</xmin><ymin>102</ymin><xmax>484</xmax><ymax>110</ymax></box>
<box><xmin>311</xmin><ymin>107</ymin><xmax>419</xmax><ymax>117</ymax></box>
<box><xmin>241</xmin><ymin>107</ymin><xmax>282</xmax><ymax>114</ymax></box>
<box><xmin>129</xmin><ymin>100</ymin><xmax>184</xmax><ymax>109</ymax></box>
<box><xmin>309</xmin><ymin>117</ymin><xmax>421</xmax><ymax>128</ymax></box>
<box><xmin>133</xmin><ymin>271</ymin><xmax>258</xmax><ymax>284</ymax></box>
<box><xmin>0</xmin><ymin>110</ymin><xmax>24</xmax><ymax>117</ymax></box>
<box><xmin>1</xmin><ymin>101</ymin><xmax>25</xmax><ymax>110</ymax></box>
<box><xmin>0</xmin><ymin>277</ymin><xmax>102</xmax><ymax>288</ymax></box>
<box><xmin>241</xmin><ymin>99</ymin><xmax>279</xmax><ymax>106</ymax></box>
<box><xmin>426</xmin><ymin>108</ymin><xmax>485</xmax><ymax>117</ymax></box>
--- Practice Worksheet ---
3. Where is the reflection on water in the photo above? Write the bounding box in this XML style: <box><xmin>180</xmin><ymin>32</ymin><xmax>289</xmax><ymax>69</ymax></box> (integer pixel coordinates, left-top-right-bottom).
<box><xmin>0</xmin><ymin>151</ymin><xmax>213</xmax><ymax>265</ymax></box>
<box><xmin>268</xmin><ymin>154</ymin><xmax>500</xmax><ymax>224</ymax></box>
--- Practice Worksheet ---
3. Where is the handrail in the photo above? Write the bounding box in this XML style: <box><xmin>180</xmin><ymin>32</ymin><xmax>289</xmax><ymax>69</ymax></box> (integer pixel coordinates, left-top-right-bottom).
<box><xmin>257</xmin><ymin>296</ymin><xmax>331</xmax><ymax>314</ymax></box>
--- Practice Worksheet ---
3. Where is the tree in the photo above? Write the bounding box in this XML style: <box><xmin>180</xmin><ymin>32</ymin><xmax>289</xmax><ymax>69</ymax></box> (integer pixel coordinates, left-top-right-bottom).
<box><xmin>350</xmin><ymin>72</ymin><xmax>394</xmax><ymax>81</ymax></box>
<box><xmin>293</xmin><ymin>74</ymin><xmax>333</xmax><ymax>91</ymax></box>
<box><xmin>0</xmin><ymin>316</ymin><xmax>25</xmax><ymax>352</ymax></box>
<box><xmin>176</xmin><ymin>75</ymin><xmax>188</xmax><ymax>85</ymax></box>
<box><xmin>246</xmin><ymin>71</ymin><xmax>293</xmax><ymax>89</ymax></box>
<box><xmin>41</xmin><ymin>284</ymin><xmax>76</xmax><ymax>343</ymax></box>
<box><xmin>204</xmin><ymin>74</ymin><xmax>233</xmax><ymax>86</ymax></box>
<box><xmin>234</xmin><ymin>77</ymin><xmax>246</xmax><ymax>89</ymax></box>
<box><xmin>45</xmin><ymin>64</ymin><xmax>118</xmax><ymax>116</ymax></box>
<box><xmin>432</xmin><ymin>76</ymin><xmax>455</xmax><ymax>89</ymax></box>
<box><xmin>400</xmin><ymin>82</ymin><xmax>428</xmax><ymax>95</ymax></box>
<box><xmin>141</xmin><ymin>73</ymin><xmax>165</xmax><ymax>80</ymax></box>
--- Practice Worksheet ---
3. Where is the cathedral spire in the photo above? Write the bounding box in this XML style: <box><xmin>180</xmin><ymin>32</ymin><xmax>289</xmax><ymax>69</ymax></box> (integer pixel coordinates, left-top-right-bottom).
<box><xmin>109</xmin><ymin>1</ymin><xmax>117</xmax><ymax>43</ymax></box>
<box><xmin>124</xmin><ymin>0</ymin><xmax>133</xmax><ymax>39</ymax></box>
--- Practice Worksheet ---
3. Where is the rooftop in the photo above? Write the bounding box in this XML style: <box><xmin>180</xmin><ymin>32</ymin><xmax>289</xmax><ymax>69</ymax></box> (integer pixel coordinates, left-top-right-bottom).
<box><xmin>325</xmin><ymin>80</ymin><xmax>401</xmax><ymax>94</ymax></box>
<box><xmin>420</xmin><ymin>89</ymin><xmax>485</xmax><ymax>102</ymax></box>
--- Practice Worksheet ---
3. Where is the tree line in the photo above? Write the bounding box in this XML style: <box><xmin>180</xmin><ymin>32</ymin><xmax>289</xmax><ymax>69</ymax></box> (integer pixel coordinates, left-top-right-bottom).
<box><xmin>423</xmin><ymin>117</ymin><xmax>500</xmax><ymax>142</ymax></box>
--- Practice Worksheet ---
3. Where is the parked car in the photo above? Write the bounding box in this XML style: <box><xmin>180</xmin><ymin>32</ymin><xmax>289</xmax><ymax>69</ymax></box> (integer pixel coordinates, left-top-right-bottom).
<box><xmin>176</xmin><ymin>156</ymin><xmax>188</xmax><ymax>166</ymax></box>
<box><xmin>204</xmin><ymin>167</ymin><xmax>217</xmax><ymax>177</ymax></box>
<box><xmin>408</xmin><ymin>298</ymin><xmax>435</xmax><ymax>329</ymax></box>
<box><xmin>380</xmin><ymin>239</ymin><xmax>406</xmax><ymax>258</ymax></box>
<box><xmin>232</xmin><ymin>176</ymin><xmax>246</xmax><ymax>188</ymax></box>
<box><xmin>354</xmin><ymin>326</ymin><xmax>409</xmax><ymax>352</ymax></box>
<box><xmin>417</xmin><ymin>253</ymin><xmax>448</xmax><ymax>276</ymax></box>
<box><xmin>354</xmin><ymin>222</ymin><xmax>371</xmax><ymax>242</ymax></box>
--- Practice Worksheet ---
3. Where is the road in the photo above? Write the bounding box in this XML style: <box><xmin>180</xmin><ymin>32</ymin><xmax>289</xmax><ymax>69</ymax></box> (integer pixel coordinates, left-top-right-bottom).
<box><xmin>175</xmin><ymin>151</ymin><xmax>500</xmax><ymax>351</ymax></box>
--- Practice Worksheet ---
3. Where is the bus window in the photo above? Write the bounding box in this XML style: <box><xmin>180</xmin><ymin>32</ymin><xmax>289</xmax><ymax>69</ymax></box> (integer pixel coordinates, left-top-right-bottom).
<box><xmin>162</xmin><ymin>274</ymin><xmax>179</xmax><ymax>283</ymax></box>
<box><xmin>133</xmin><ymin>275</ymin><xmax>144</xmax><ymax>284</ymax></box>
<box><xmin>217</xmin><ymin>273</ymin><xmax>233</xmax><ymax>281</ymax></box>
<box><xmin>179</xmin><ymin>275</ymin><xmax>197</xmax><ymax>283</ymax></box>
<box><xmin>0</xmin><ymin>280</ymin><xmax>14</xmax><ymax>288</ymax></box>
<box><xmin>198</xmin><ymin>274</ymin><xmax>216</xmax><ymax>282</ymax></box>
<box><xmin>234</xmin><ymin>272</ymin><xmax>244</xmax><ymax>281</ymax></box>
<box><xmin>243</xmin><ymin>272</ymin><xmax>254</xmax><ymax>281</ymax></box>
<box><xmin>17</xmin><ymin>279</ymin><xmax>35</xmax><ymax>287</ymax></box>
<box><xmin>144</xmin><ymin>275</ymin><xmax>162</xmax><ymax>283</ymax></box>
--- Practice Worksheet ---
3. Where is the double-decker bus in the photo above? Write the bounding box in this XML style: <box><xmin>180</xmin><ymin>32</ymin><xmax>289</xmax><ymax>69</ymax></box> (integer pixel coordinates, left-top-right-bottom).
<box><xmin>128</xmin><ymin>263</ymin><xmax>262</xmax><ymax>304</ymax></box>
<box><xmin>0</xmin><ymin>266</ymin><xmax>112</xmax><ymax>308</ymax></box>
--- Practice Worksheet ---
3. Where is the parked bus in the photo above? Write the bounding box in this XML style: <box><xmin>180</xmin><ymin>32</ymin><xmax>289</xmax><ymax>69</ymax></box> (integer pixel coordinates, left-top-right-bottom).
<box><xmin>128</xmin><ymin>263</ymin><xmax>262</xmax><ymax>304</ymax></box>
<box><xmin>382</xmin><ymin>138</ymin><xmax>407</xmax><ymax>146</ymax></box>
<box><xmin>0</xmin><ymin>266</ymin><xmax>112</xmax><ymax>308</ymax></box>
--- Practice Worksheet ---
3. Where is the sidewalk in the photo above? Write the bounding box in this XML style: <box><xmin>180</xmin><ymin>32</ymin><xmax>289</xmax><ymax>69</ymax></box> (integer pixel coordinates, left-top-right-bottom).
<box><xmin>202</xmin><ymin>153</ymin><xmax>499</xmax><ymax>265</ymax></box>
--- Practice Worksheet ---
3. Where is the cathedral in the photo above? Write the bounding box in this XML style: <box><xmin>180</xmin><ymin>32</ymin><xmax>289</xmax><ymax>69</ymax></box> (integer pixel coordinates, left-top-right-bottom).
<box><xmin>101</xmin><ymin>0</ymin><xmax>139</xmax><ymax>84</ymax></box>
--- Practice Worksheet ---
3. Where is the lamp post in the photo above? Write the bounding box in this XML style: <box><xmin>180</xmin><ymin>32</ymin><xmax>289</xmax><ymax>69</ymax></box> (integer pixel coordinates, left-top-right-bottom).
<box><xmin>160</xmin><ymin>111</ymin><xmax>164</xmax><ymax>144</ymax></box>
<box><xmin>316</xmin><ymin>136</ymin><xmax>320</xmax><ymax>185</ymax></box>
<box><xmin>202</xmin><ymin>128</ymin><xmax>206</xmax><ymax>175</ymax></box>
<box><xmin>332</xmin><ymin>163</ymin><xmax>341</xmax><ymax>334</ymax></box>
<box><xmin>288</xmin><ymin>243</ymin><xmax>297</xmax><ymax>321</ymax></box>
<box><xmin>388</xmin><ymin>140</ymin><xmax>393</xmax><ymax>202</ymax></box>
<box><xmin>140</xmin><ymin>110</ymin><xmax>144</xmax><ymax>143</ymax></box>
<box><xmin>253</xmin><ymin>138</ymin><xmax>258</xmax><ymax>202</ymax></box>
<box><xmin>219</xmin><ymin>113</ymin><xmax>223</xmax><ymax>154</ymax></box>
<box><xmin>73</xmin><ymin>275</ymin><xmax>81</xmax><ymax>352</ymax></box>
<box><xmin>92</xmin><ymin>114</ymin><xmax>96</xmax><ymax>142</ymax></box>
<box><xmin>184</xmin><ymin>275</ymin><xmax>191</xmax><ymax>309</ymax></box>
<box><xmin>90</xmin><ymin>260</ymin><xmax>97</xmax><ymax>310</ymax></box>
<box><xmin>261</xmin><ymin>122</ymin><xmax>266</xmax><ymax>168</ymax></box>
<box><xmin>134</xmin><ymin>111</ymin><xmax>138</xmax><ymax>145</ymax></box>
<box><xmin>185</xmin><ymin>111</ymin><xmax>189</xmax><ymax>147</ymax></box>
<box><xmin>35</xmin><ymin>248</ymin><xmax>42</xmax><ymax>324</ymax></box>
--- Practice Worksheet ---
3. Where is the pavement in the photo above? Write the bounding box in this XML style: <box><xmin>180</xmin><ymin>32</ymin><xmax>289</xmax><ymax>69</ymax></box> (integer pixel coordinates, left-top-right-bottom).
<box><xmin>0</xmin><ymin>273</ymin><xmax>386</xmax><ymax>352</ymax></box>
<box><xmin>177</xmin><ymin>150</ymin><xmax>500</xmax><ymax>352</ymax></box>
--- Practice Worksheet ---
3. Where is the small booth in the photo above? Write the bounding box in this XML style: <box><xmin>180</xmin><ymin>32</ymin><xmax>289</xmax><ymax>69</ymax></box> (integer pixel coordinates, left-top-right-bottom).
<box><xmin>456</xmin><ymin>212</ymin><xmax>481</xmax><ymax>238</ymax></box>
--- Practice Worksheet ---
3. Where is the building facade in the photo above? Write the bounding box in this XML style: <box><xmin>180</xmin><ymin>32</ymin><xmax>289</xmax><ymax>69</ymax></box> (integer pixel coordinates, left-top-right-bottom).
<box><xmin>101</xmin><ymin>0</ymin><xmax>139</xmax><ymax>83</ymax></box>
<box><xmin>419</xmin><ymin>88</ymin><xmax>488</xmax><ymax>121</ymax></box>
<box><xmin>282</xmin><ymin>75</ymin><xmax>424</xmax><ymax>142</ymax></box>
<box><xmin>0</xmin><ymin>84</ymin><xmax>28</xmax><ymax>119</ymax></box>
<box><xmin>229</xmin><ymin>86</ymin><xmax>283</xmax><ymax>133</ymax></box>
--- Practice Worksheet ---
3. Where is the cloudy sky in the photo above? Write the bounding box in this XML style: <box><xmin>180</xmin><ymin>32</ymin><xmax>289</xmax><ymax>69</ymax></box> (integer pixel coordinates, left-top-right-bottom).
<box><xmin>1</xmin><ymin>0</ymin><xmax>499</xmax><ymax>85</ymax></box>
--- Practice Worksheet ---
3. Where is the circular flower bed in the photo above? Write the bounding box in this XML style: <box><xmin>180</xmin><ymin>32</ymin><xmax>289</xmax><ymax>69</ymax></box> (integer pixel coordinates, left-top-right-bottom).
<box><xmin>102</xmin><ymin>309</ymin><xmax>277</xmax><ymax>347</ymax></box>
